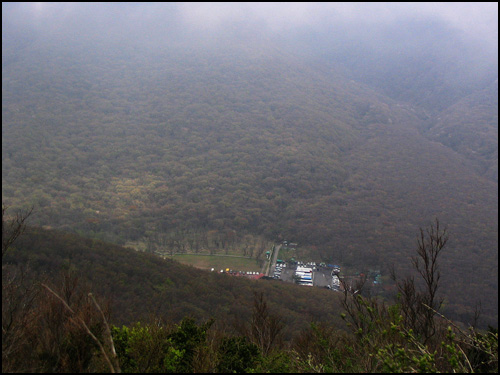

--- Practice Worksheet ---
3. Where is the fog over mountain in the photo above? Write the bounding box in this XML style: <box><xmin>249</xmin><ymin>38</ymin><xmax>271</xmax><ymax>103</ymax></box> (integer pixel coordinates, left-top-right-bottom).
<box><xmin>3</xmin><ymin>3</ymin><xmax>497</xmax><ymax>58</ymax></box>
<box><xmin>2</xmin><ymin>2</ymin><xmax>498</xmax><ymax>326</ymax></box>
<box><xmin>3</xmin><ymin>2</ymin><xmax>497</xmax><ymax>110</ymax></box>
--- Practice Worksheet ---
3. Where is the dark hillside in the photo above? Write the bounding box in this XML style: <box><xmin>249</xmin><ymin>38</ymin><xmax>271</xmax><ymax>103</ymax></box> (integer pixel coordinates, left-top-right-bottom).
<box><xmin>4</xmin><ymin>223</ymin><xmax>496</xmax><ymax>373</ymax></box>
<box><xmin>4</xmin><ymin>225</ymin><xmax>343</xmax><ymax>338</ymax></box>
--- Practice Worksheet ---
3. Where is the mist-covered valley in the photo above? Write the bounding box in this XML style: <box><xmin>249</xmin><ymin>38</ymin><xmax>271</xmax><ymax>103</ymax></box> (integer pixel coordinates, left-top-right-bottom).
<box><xmin>2</xmin><ymin>1</ymin><xmax>498</xmax><ymax>338</ymax></box>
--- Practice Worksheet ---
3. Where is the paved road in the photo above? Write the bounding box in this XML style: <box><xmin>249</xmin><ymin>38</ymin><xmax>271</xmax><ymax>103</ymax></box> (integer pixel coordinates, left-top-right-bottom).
<box><xmin>280</xmin><ymin>266</ymin><xmax>295</xmax><ymax>283</ymax></box>
<box><xmin>313</xmin><ymin>269</ymin><xmax>334</xmax><ymax>288</ymax></box>
<box><xmin>266</xmin><ymin>244</ymin><xmax>281</xmax><ymax>276</ymax></box>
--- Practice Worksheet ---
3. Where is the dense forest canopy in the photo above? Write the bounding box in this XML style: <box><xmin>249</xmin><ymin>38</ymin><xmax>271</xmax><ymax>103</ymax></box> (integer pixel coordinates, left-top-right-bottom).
<box><xmin>2</xmin><ymin>3</ymin><xmax>498</xmax><ymax>327</ymax></box>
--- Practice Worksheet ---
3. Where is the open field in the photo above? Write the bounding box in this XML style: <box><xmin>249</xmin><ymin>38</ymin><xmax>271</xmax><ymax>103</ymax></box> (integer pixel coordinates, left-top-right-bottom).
<box><xmin>277</xmin><ymin>245</ymin><xmax>315</xmax><ymax>263</ymax></box>
<box><xmin>165</xmin><ymin>254</ymin><xmax>263</xmax><ymax>272</ymax></box>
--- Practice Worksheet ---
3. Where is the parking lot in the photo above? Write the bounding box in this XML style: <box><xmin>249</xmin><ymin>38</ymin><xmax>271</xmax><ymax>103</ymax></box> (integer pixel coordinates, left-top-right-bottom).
<box><xmin>272</xmin><ymin>262</ymin><xmax>334</xmax><ymax>288</ymax></box>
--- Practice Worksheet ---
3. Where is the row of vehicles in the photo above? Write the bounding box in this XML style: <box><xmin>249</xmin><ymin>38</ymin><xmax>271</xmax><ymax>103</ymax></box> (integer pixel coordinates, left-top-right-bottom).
<box><xmin>295</xmin><ymin>266</ymin><xmax>313</xmax><ymax>286</ymax></box>
<box><xmin>273</xmin><ymin>263</ymin><xmax>285</xmax><ymax>279</ymax></box>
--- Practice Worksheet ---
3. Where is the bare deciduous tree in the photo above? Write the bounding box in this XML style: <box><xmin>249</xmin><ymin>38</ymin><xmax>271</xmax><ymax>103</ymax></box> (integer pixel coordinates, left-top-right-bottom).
<box><xmin>2</xmin><ymin>205</ymin><xmax>37</xmax><ymax>372</ymax></box>
<box><xmin>393</xmin><ymin>218</ymin><xmax>448</xmax><ymax>344</ymax></box>
<box><xmin>2</xmin><ymin>205</ymin><xmax>33</xmax><ymax>259</ymax></box>
<box><xmin>235</xmin><ymin>292</ymin><xmax>284</xmax><ymax>356</ymax></box>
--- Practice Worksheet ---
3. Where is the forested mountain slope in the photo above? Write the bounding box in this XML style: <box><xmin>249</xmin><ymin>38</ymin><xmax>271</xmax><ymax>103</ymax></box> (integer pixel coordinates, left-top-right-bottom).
<box><xmin>290</xmin><ymin>18</ymin><xmax>498</xmax><ymax>183</ymax></box>
<box><xmin>424</xmin><ymin>80</ymin><xmax>498</xmax><ymax>181</ymax></box>
<box><xmin>2</xmin><ymin>28</ymin><xmax>497</xmax><ymax>325</ymax></box>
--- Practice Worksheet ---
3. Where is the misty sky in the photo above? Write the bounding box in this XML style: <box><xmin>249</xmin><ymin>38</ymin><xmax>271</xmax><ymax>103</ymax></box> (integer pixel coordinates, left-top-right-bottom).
<box><xmin>177</xmin><ymin>2</ymin><xmax>497</xmax><ymax>41</ymax></box>
<box><xmin>3</xmin><ymin>2</ymin><xmax>498</xmax><ymax>94</ymax></box>
<box><xmin>3</xmin><ymin>2</ymin><xmax>498</xmax><ymax>46</ymax></box>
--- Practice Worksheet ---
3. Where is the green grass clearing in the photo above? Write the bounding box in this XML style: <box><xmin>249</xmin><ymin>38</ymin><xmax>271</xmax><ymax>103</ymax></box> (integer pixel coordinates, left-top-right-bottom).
<box><xmin>165</xmin><ymin>254</ymin><xmax>263</xmax><ymax>272</ymax></box>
